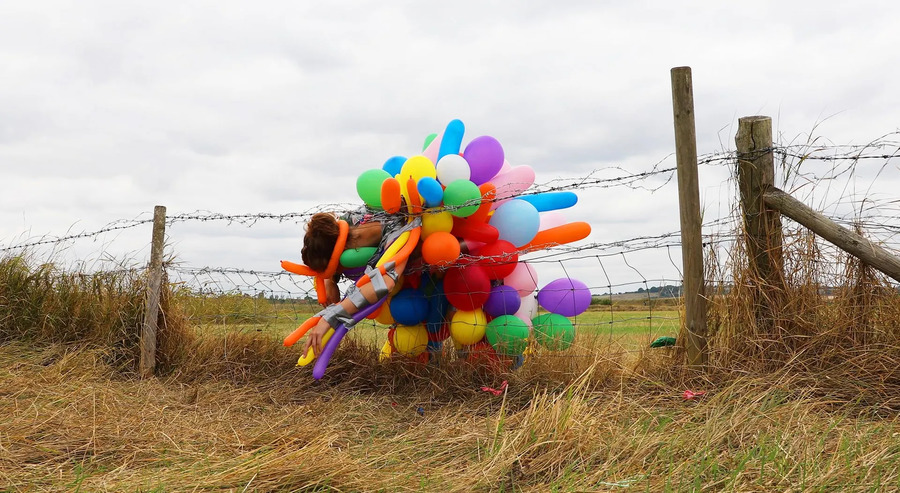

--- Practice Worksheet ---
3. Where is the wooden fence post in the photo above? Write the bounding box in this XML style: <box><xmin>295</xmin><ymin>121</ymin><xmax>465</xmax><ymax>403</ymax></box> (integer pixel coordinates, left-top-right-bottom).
<box><xmin>140</xmin><ymin>205</ymin><xmax>166</xmax><ymax>378</ymax></box>
<box><xmin>670</xmin><ymin>66</ymin><xmax>708</xmax><ymax>367</ymax></box>
<box><xmin>735</xmin><ymin>116</ymin><xmax>784</xmax><ymax>286</ymax></box>
<box><xmin>735</xmin><ymin>117</ymin><xmax>784</xmax><ymax>334</ymax></box>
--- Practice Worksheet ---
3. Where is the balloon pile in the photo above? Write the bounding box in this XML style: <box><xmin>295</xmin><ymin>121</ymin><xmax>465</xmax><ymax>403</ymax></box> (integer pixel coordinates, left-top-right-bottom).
<box><xmin>282</xmin><ymin>119</ymin><xmax>593</xmax><ymax>379</ymax></box>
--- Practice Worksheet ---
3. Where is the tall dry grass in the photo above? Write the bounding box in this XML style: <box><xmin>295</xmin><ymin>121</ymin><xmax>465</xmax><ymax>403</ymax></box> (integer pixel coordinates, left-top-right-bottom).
<box><xmin>6</xmin><ymin>231</ymin><xmax>900</xmax><ymax>490</ymax></box>
<box><xmin>3</xmin><ymin>342</ymin><xmax>900</xmax><ymax>491</ymax></box>
<box><xmin>704</xmin><ymin>221</ymin><xmax>900</xmax><ymax>410</ymax></box>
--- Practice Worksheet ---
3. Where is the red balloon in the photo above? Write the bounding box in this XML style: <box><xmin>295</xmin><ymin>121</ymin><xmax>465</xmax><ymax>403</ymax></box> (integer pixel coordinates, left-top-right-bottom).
<box><xmin>444</xmin><ymin>264</ymin><xmax>490</xmax><ymax>311</ymax></box>
<box><xmin>474</xmin><ymin>240</ymin><xmax>518</xmax><ymax>279</ymax></box>
<box><xmin>451</xmin><ymin>217</ymin><xmax>500</xmax><ymax>244</ymax></box>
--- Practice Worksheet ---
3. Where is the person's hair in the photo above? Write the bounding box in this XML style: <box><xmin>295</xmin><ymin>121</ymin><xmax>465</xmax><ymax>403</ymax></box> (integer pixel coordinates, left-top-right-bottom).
<box><xmin>302</xmin><ymin>213</ymin><xmax>340</xmax><ymax>271</ymax></box>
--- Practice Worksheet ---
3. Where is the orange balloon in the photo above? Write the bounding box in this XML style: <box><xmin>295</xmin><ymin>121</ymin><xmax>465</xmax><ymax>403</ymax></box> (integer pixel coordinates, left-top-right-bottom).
<box><xmin>283</xmin><ymin>316</ymin><xmax>321</xmax><ymax>347</ymax></box>
<box><xmin>406</xmin><ymin>177</ymin><xmax>423</xmax><ymax>214</ymax></box>
<box><xmin>422</xmin><ymin>231</ymin><xmax>461</xmax><ymax>266</ymax></box>
<box><xmin>381</xmin><ymin>178</ymin><xmax>402</xmax><ymax>214</ymax></box>
<box><xmin>468</xmin><ymin>183</ymin><xmax>497</xmax><ymax>224</ymax></box>
<box><xmin>520</xmin><ymin>222</ymin><xmax>591</xmax><ymax>252</ymax></box>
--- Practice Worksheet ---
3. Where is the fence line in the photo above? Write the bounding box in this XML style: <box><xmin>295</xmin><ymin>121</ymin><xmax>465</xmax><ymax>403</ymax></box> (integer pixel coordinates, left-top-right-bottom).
<box><xmin>4</xmin><ymin>139</ymin><xmax>900</xmax><ymax>373</ymax></box>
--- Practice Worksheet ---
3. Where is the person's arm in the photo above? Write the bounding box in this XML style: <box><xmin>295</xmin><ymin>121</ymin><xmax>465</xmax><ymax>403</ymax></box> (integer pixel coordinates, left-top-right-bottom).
<box><xmin>304</xmin><ymin>258</ymin><xmax>407</xmax><ymax>356</ymax></box>
<box><xmin>323</xmin><ymin>275</ymin><xmax>341</xmax><ymax>307</ymax></box>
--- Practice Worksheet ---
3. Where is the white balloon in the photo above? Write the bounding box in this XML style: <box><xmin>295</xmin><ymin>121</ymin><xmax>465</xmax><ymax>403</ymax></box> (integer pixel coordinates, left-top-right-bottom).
<box><xmin>514</xmin><ymin>294</ymin><xmax>538</xmax><ymax>328</ymax></box>
<box><xmin>436</xmin><ymin>154</ymin><xmax>471</xmax><ymax>185</ymax></box>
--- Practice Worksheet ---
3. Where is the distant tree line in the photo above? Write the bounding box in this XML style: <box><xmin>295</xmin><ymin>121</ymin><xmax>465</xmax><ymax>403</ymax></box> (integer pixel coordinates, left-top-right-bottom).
<box><xmin>636</xmin><ymin>285</ymin><xmax>682</xmax><ymax>298</ymax></box>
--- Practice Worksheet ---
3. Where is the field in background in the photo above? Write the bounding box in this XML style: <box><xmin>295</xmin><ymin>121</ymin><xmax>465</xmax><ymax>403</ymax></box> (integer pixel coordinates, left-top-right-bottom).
<box><xmin>177</xmin><ymin>291</ymin><xmax>682</xmax><ymax>360</ymax></box>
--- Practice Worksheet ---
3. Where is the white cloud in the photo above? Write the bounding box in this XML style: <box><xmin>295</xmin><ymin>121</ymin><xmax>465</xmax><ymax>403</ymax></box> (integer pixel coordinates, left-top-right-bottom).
<box><xmin>2</xmin><ymin>1</ymin><xmax>899</xmax><ymax>291</ymax></box>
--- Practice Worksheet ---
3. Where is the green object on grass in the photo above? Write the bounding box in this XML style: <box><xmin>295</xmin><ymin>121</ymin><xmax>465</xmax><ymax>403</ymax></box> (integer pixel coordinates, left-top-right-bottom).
<box><xmin>486</xmin><ymin>315</ymin><xmax>530</xmax><ymax>355</ymax></box>
<box><xmin>649</xmin><ymin>336</ymin><xmax>676</xmax><ymax>348</ymax></box>
<box><xmin>533</xmin><ymin>313</ymin><xmax>575</xmax><ymax>351</ymax></box>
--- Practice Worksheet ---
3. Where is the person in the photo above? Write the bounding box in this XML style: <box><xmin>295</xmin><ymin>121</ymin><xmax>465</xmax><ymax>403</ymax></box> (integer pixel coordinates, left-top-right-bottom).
<box><xmin>300</xmin><ymin>208</ymin><xmax>420</xmax><ymax>357</ymax></box>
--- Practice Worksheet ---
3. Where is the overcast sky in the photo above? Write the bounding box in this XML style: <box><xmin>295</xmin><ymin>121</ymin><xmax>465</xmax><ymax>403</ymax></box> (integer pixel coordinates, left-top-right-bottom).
<box><xmin>2</xmin><ymin>1</ymin><xmax>899</xmax><ymax>294</ymax></box>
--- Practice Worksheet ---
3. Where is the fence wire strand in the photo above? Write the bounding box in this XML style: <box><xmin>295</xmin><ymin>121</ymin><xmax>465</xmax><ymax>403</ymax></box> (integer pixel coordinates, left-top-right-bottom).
<box><xmin>6</xmin><ymin>139</ymin><xmax>900</xmax><ymax>362</ymax></box>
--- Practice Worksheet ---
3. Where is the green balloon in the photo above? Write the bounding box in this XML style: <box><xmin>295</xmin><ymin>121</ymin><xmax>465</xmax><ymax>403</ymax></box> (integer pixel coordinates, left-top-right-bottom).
<box><xmin>423</xmin><ymin>133</ymin><xmax>438</xmax><ymax>151</ymax></box>
<box><xmin>442</xmin><ymin>179</ymin><xmax>481</xmax><ymax>217</ymax></box>
<box><xmin>486</xmin><ymin>315</ymin><xmax>530</xmax><ymax>355</ymax></box>
<box><xmin>356</xmin><ymin>169</ymin><xmax>391</xmax><ymax>209</ymax></box>
<box><xmin>533</xmin><ymin>313</ymin><xmax>575</xmax><ymax>351</ymax></box>
<box><xmin>340</xmin><ymin>247</ymin><xmax>379</xmax><ymax>268</ymax></box>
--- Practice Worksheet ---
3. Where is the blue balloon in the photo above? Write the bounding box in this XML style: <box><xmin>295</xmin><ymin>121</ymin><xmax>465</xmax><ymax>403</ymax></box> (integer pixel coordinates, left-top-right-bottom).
<box><xmin>417</xmin><ymin>176</ymin><xmax>444</xmax><ymax>208</ymax></box>
<box><xmin>390</xmin><ymin>288</ymin><xmax>429</xmax><ymax>326</ymax></box>
<box><xmin>382</xmin><ymin>155</ymin><xmax>406</xmax><ymax>177</ymax></box>
<box><xmin>489</xmin><ymin>199</ymin><xmax>540</xmax><ymax>247</ymax></box>
<box><xmin>424</xmin><ymin>279</ymin><xmax>449</xmax><ymax>334</ymax></box>
<box><xmin>519</xmin><ymin>192</ymin><xmax>578</xmax><ymax>212</ymax></box>
<box><xmin>438</xmin><ymin>119</ymin><xmax>465</xmax><ymax>162</ymax></box>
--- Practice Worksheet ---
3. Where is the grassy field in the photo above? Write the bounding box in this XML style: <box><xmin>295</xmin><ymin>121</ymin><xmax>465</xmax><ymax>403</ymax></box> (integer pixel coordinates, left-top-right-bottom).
<box><xmin>4</xmin><ymin>341</ymin><xmax>900</xmax><ymax>491</ymax></box>
<box><xmin>183</xmin><ymin>298</ymin><xmax>682</xmax><ymax>358</ymax></box>
<box><xmin>6</xmin><ymin>254</ymin><xmax>900</xmax><ymax>490</ymax></box>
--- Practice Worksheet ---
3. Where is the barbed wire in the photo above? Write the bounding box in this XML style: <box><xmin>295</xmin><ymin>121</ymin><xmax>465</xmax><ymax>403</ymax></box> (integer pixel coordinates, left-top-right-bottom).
<box><xmin>7</xmin><ymin>140</ymin><xmax>900</xmax><ymax>358</ymax></box>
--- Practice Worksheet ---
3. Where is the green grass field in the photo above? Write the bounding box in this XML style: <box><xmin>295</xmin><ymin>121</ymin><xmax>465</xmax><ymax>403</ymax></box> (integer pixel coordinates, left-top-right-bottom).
<box><xmin>184</xmin><ymin>300</ymin><xmax>682</xmax><ymax>358</ymax></box>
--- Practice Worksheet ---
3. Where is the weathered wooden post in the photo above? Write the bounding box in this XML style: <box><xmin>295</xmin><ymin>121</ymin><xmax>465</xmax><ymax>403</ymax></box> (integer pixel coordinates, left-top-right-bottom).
<box><xmin>735</xmin><ymin>117</ymin><xmax>784</xmax><ymax>335</ymax></box>
<box><xmin>735</xmin><ymin>116</ymin><xmax>784</xmax><ymax>289</ymax></box>
<box><xmin>140</xmin><ymin>205</ymin><xmax>166</xmax><ymax>378</ymax></box>
<box><xmin>670</xmin><ymin>66</ymin><xmax>708</xmax><ymax>367</ymax></box>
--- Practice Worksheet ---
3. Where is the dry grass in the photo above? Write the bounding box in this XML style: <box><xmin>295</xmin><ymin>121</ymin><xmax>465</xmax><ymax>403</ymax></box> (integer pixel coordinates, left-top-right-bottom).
<box><xmin>3</xmin><ymin>342</ymin><xmax>900</xmax><ymax>491</ymax></box>
<box><xmin>6</xmin><ymin>218</ymin><xmax>900</xmax><ymax>491</ymax></box>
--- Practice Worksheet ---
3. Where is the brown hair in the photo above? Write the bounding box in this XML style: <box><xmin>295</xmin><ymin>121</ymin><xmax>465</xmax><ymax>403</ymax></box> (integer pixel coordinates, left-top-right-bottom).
<box><xmin>301</xmin><ymin>213</ymin><xmax>340</xmax><ymax>272</ymax></box>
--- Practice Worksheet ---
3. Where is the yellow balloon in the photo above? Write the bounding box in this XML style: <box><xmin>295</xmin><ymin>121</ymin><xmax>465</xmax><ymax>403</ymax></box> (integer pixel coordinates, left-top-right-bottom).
<box><xmin>377</xmin><ymin>231</ymin><xmax>410</xmax><ymax>267</ymax></box>
<box><xmin>422</xmin><ymin>210</ymin><xmax>454</xmax><ymax>238</ymax></box>
<box><xmin>375</xmin><ymin>298</ymin><xmax>396</xmax><ymax>325</ymax></box>
<box><xmin>451</xmin><ymin>336</ymin><xmax>464</xmax><ymax>350</ymax></box>
<box><xmin>399</xmin><ymin>156</ymin><xmax>436</xmax><ymax>202</ymax></box>
<box><xmin>393</xmin><ymin>324</ymin><xmax>429</xmax><ymax>357</ymax></box>
<box><xmin>450</xmin><ymin>308</ymin><xmax>487</xmax><ymax>345</ymax></box>
<box><xmin>297</xmin><ymin>328</ymin><xmax>334</xmax><ymax>366</ymax></box>
<box><xmin>379</xmin><ymin>340</ymin><xmax>393</xmax><ymax>362</ymax></box>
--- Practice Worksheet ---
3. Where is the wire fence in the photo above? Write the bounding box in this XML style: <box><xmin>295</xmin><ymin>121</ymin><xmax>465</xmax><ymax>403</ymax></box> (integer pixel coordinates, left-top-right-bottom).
<box><xmin>4</xmin><ymin>133</ymin><xmax>900</xmax><ymax>361</ymax></box>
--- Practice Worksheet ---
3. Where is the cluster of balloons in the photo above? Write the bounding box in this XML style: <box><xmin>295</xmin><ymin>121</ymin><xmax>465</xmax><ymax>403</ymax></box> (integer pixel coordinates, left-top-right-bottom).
<box><xmin>284</xmin><ymin>119</ymin><xmax>593</xmax><ymax>376</ymax></box>
<box><xmin>358</xmin><ymin>120</ymin><xmax>593</xmax><ymax>364</ymax></box>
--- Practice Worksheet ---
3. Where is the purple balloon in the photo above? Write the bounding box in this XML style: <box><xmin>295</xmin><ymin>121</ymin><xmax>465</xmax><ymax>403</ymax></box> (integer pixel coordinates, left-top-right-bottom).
<box><xmin>537</xmin><ymin>278</ymin><xmax>592</xmax><ymax>317</ymax></box>
<box><xmin>342</xmin><ymin>266</ymin><xmax>366</xmax><ymax>281</ymax></box>
<box><xmin>464</xmin><ymin>136</ymin><xmax>505</xmax><ymax>185</ymax></box>
<box><xmin>483</xmin><ymin>285</ymin><xmax>521</xmax><ymax>317</ymax></box>
<box><xmin>312</xmin><ymin>325</ymin><xmax>347</xmax><ymax>380</ymax></box>
<box><xmin>312</xmin><ymin>296</ymin><xmax>386</xmax><ymax>380</ymax></box>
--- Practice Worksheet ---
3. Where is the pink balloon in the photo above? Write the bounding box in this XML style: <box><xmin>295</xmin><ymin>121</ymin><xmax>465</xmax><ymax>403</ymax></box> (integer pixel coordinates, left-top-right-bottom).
<box><xmin>504</xmin><ymin>262</ymin><xmax>538</xmax><ymax>296</ymax></box>
<box><xmin>539</xmin><ymin>211</ymin><xmax>567</xmax><ymax>231</ymax></box>
<box><xmin>497</xmin><ymin>159</ymin><xmax>513</xmax><ymax>176</ymax></box>
<box><xmin>490</xmin><ymin>165</ymin><xmax>536</xmax><ymax>209</ymax></box>
<box><xmin>423</xmin><ymin>131</ymin><xmax>443</xmax><ymax>164</ymax></box>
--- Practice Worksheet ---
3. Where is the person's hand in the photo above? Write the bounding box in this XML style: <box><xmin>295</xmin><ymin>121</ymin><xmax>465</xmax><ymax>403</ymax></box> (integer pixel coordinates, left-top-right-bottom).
<box><xmin>303</xmin><ymin>317</ymin><xmax>332</xmax><ymax>357</ymax></box>
<box><xmin>324</xmin><ymin>279</ymin><xmax>341</xmax><ymax>306</ymax></box>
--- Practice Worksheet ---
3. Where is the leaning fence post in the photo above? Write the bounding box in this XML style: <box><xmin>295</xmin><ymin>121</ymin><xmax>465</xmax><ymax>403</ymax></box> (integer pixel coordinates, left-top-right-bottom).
<box><xmin>735</xmin><ymin>116</ymin><xmax>784</xmax><ymax>334</ymax></box>
<box><xmin>670</xmin><ymin>66</ymin><xmax>708</xmax><ymax>367</ymax></box>
<box><xmin>140</xmin><ymin>205</ymin><xmax>166</xmax><ymax>378</ymax></box>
